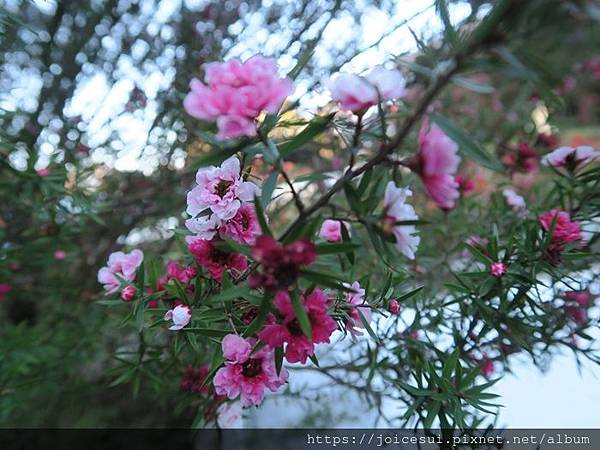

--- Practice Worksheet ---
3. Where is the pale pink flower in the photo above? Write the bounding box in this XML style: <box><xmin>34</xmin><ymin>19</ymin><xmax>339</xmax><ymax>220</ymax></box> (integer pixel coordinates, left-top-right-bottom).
<box><xmin>383</xmin><ymin>182</ymin><xmax>420</xmax><ymax>259</ymax></box>
<box><xmin>185</xmin><ymin>214</ymin><xmax>222</xmax><ymax>243</ymax></box>
<box><xmin>502</xmin><ymin>188</ymin><xmax>527</xmax><ymax>213</ymax></box>
<box><xmin>541</xmin><ymin>146</ymin><xmax>599</xmax><ymax>170</ymax></box>
<box><xmin>328</xmin><ymin>66</ymin><xmax>406</xmax><ymax>113</ymax></box>
<box><xmin>219</xmin><ymin>203</ymin><xmax>261</xmax><ymax>245</ymax></box>
<box><xmin>97</xmin><ymin>249</ymin><xmax>144</xmax><ymax>293</ymax></box>
<box><xmin>416</xmin><ymin>119</ymin><xmax>461</xmax><ymax>209</ymax></box>
<box><xmin>187</xmin><ymin>156</ymin><xmax>259</xmax><ymax>220</ymax></box>
<box><xmin>54</xmin><ymin>250</ymin><xmax>66</xmax><ymax>260</ymax></box>
<box><xmin>319</xmin><ymin>219</ymin><xmax>342</xmax><ymax>242</ymax></box>
<box><xmin>184</xmin><ymin>55</ymin><xmax>293</xmax><ymax>140</ymax></box>
<box><xmin>490</xmin><ymin>262</ymin><xmax>507</xmax><ymax>278</ymax></box>
<box><xmin>216</xmin><ymin>402</ymin><xmax>243</xmax><ymax>428</ymax></box>
<box><xmin>343</xmin><ymin>281</ymin><xmax>371</xmax><ymax>336</ymax></box>
<box><xmin>213</xmin><ymin>334</ymin><xmax>288</xmax><ymax>407</ymax></box>
<box><xmin>36</xmin><ymin>168</ymin><xmax>50</xmax><ymax>177</ymax></box>
<box><xmin>164</xmin><ymin>304</ymin><xmax>192</xmax><ymax>331</ymax></box>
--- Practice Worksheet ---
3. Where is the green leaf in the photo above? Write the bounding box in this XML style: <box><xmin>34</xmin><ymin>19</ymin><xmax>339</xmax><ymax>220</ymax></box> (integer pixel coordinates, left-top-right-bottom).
<box><xmin>291</xmin><ymin>289</ymin><xmax>312</xmax><ymax>340</ymax></box>
<box><xmin>279</xmin><ymin>113</ymin><xmax>335</xmax><ymax>159</ymax></box>
<box><xmin>275</xmin><ymin>346</ymin><xmax>284</xmax><ymax>376</ymax></box>
<box><xmin>244</xmin><ymin>294</ymin><xmax>272</xmax><ymax>337</ymax></box>
<box><xmin>315</xmin><ymin>242</ymin><xmax>360</xmax><ymax>255</ymax></box>
<box><xmin>261</xmin><ymin>169</ymin><xmax>280</xmax><ymax>209</ymax></box>
<box><xmin>429</xmin><ymin>113</ymin><xmax>504</xmax><ymax>172</ymax></box>
<box><xmin>253</xmin><ymin>195</ymin><xmax>272</xmax><ymax>237</ymax></box>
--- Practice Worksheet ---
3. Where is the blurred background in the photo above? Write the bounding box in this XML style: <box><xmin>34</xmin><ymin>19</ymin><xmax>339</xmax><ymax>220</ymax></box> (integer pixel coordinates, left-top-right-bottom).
<box><xmin>0</xmin><ymin>0</ymin><xmax>599</xmax><ymax>427</ymax></box>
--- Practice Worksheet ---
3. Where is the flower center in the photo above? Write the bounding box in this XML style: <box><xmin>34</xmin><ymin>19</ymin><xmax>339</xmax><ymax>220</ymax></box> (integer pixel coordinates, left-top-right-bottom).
<box><xmin>215</xmin><ymin>179</ymin><xmax>233</xmax><ymax>197</ymax></box>
<box><xmin>287</xmin><ymin>318</ymin><xmax>304</xmax><ymax>336</ymax></box>
<box><xmin>241</xmin><ymin>358</ymin><xmax>262</xmax><ymax>378</ymax></box>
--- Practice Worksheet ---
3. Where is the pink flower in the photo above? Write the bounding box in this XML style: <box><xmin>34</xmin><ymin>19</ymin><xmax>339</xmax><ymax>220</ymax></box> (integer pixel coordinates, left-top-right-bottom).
<box><xmin>53</xmin><ymin>250</ymin><xmax>66</xmax><ymax>260</ymax></box>
<box><xmin>565</xmin><ymin>305</ymin><xmax>587</xmax><ymax>326</ymax></box>
<box><xmin>184</xmin><ymin>55</ymin><xmax>293</xmax><ymax>140</ymax></box>
<box><xmin>187</xmin><ymin>156</ymin><xmax>259</xmax><ymax>220</ymax></box>
<box><xmin>185</xmin><ymin>214</ymin><xmax>222</xmax><ymax>242</ymax></box>
<box><xmin>562</xmin><ymin>291</ymin><xmax>593</xmax><ymax>307</ymax></box>
<box><xmin>164</xmin><ymin>304</ymin><xmax>192</xmax><ymax>330</ymax></box>
<box><xmin>258</xmin><ymin>289</ymin><xmax>337</xmax><ymax>364</ymax></box>
<box><xmin>188</xmin><ymin>239</ymin><xmax>248</xmax><ymax>282</ymax></box>
<box><xmin>342</xmin><ymin>281</ymin><xmax>371</xmax><ymax>336</ymax></box>
<box><xmin>328</xmin><ymin>66</ymin><xmax>406</xmax><ymax>113</ymax></box>
<box><xmin>490</xmin><ymin>262</ymin><xmax>507</xmax><ymax>278</ymax></box>
<box><xmin>415</xmin><ymin>119</ymin><xmax>461</xmax><ymax>209</ymax></box>
<box><xmin>213</xmin><ymin>334</ymin><xmax>287</xmax><ymax>407</ymax></box>
<box><xmin>97</xmin><ymin>249</ymin><xmax>144</xmax><ymax>293</ymax></box>
<box><xmin>388</xmin><ymin>299</ymin><xmax>400</xmax><ymax>314</ymax></box>
<box><xmin>166</xmin><ymin>260</ymin><xmax>197</xmax><ymax>285</ymax></box>
<box><xmin>219</xmin><ymin>203</ymin><xmax>261</xmax><ymax>245</ymax></box>
<box><xmin>216</xmin><ymin>401</ymin><xmax>243</xmax><ymax>428</ymax></box>
<box><xmin>480</xmin><ymin>357</ymin><xmax>495</xmax><ymax>378</ymax></box>
<box><xmin>382</xmin><ymin>182</ymin><xmax>420</xmax><ymax>259</ymax></box>
<box><xmin>538</xmin><ymin>209</ymin><xmax>582</xmax><ymax>252</ymax></box>
<box><xmin>121</xmin><ymin>285</ymin><xmax>136</xmax><ymax>302</ymax></box>
<box><xmin>319</xmin><ymin>220</ymin><xmax>342</xmax><ymax>242</ymax></box>
<box><xmin>455</xmin><ymin>175</ymin><xmax>475</xmax><ymax>194</ymax></box>
<box><xmin>249</xmin><ymin>236</ymin><xmax>316</xmax><ymax>290</ymax></box>
<box><xmin>502</xmin><ymin>188</ymin><xmax>527</xmax><ymax>213</ymax></box>
<box><xmin>541</xmin><ymin>146</ymin><xmax>600</xmax><ymax>170</ymax></box>
<box><xmin>36</xmin><ymin>168</ymin><xmax>50</xmax><ymax>177</ymax></box>
<box><xmin>0</xmin><ymin>283</ymin><xmax>11</xmax><ymax>301</ymax></box>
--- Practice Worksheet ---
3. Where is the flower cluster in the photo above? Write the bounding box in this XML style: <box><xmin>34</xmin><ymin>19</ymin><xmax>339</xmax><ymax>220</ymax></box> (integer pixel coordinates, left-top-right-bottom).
<box><xmin>538</xmin><ymin>209</ymin><xmax>582</xmax><ymax>255</ymax></box>
<box><xmin>184</xmin><ymin>56</ymin><xmax>293</xmax><ymax>139</ymax></box>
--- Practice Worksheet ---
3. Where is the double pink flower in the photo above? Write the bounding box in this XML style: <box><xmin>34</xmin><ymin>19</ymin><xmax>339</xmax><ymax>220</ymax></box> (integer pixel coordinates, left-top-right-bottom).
<box><xmin>97</xmin><ymin>249</ymin><xmax>144</xmax><ymax>293</ymax></box>
<box><xmin>184</xmin><ymin>55</ymin><xmax>293</xmax><ymax>139</ymax></box>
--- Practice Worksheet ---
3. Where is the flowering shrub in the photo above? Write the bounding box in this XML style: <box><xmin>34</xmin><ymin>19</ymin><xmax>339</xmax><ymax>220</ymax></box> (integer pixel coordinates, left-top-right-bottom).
<box><xmin>3</xmin><ymin>0</ymin><xmax>598</xmax><ymax>431</ymax></box>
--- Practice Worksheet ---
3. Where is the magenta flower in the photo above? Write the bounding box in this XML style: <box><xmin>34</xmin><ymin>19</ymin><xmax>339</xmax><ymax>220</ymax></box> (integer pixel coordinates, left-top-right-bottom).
<box><xmin>328</xmin><ymin>66</ymin><xmax>406</xmax><ymax>113</ymax></box>
<box><xmin>187</xmin><ymin>156</ymin><xmax>259</xmax><ymax>220</ymax></box>
<box><xmin>562</xmin><ymin>291</ymin><xmax>593</xmax><ymax>307</ymax></box>
<box><xmin>184</xmin><ymin>55</ymin><xmax>293</xmax><ymax>140</ymax></box>
<box><xmin>563</xmin><ymin>290</ymin><xmax>593</xmax><ymax>326</ymax></box>
<box><xmin>415</xmin><ymin>119</ymin><xmax>461</xmax><ymax>209</ymax></box>
<box><xmin>480</xmin><ymin>357</ymin><xmax>495</xmax><ymax>378</ymax></box>
<box><xmin>219</xmin><ymin>203</ymin><xmax>261</xmax><ymax>245</ymax></box>
<box><xmin>258</xmin><ymin>289</ymin><xmax>337</xmax><ymax>364</ymax></box>
<box><xmin>388</xmin><ymin>299</ymin><xmax>400</xmax><ymax>314</ymax></box>
<box><xmin>382</xmin><ymin>182</ymin><xmax>420</xmax><ymax>259</ymax></box>
<box><xmin>188</xmin><ymin>238</ymin><xmax>248</xmax><ymax>282</ymax></box>
<box><xmin>248</xmin><ymin>235</ymin><xmax>316</xmax><ymax>290</ymax></box>
<box><xmin>490</xmin><ymin>262</ymin><xmax>507</xmax><ymax>278</ymax></box>
<box><xmin>164</xmin><ymin>304</ymin><xmax>192</xmax><ymax>331</ymax></box>
<box><xmin>213</xmin><ymin>334</ymin><xmax>288</xmax><ymax>407</ymax></box>
<box><xmin>180</xmin><ymin>366</ymin><xmax>210</xmax><ymax>395</ymax></box>
<box><xmin>542</xmin><ymin>146</ymin><xmax>599</xmax><ymax>170</ymax></box>
<box><xmin>0</xmin><ymin>283</ymin><xmax>11</xmax><ymax>301</ymax></box>
<box><xmin>97</xmin><ymin>249</ymin><xmax>144</xmax><ymax>293</ymax></box>
<box><xmin>342</xmin><ymin>281</ymin><xmax>371</xmax><ymax>337</ymax></box>
<box><xmin>319</xmin><ymin>219</ymin><xmax>342</xmax><ymax>242</ymax></box>
<box><xmin>538</xmin><ymin>209</ymin><xmax>582</xmax><ymax>252</ymax></box>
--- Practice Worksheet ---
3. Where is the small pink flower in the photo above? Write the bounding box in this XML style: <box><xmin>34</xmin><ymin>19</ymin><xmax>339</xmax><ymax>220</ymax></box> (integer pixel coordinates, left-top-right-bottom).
<box><xmin>383</xmin><ymin>182</ymin><xmax>420</xmax><ymax>259</ymax></box>
<box><xmin>258</xmin><ymin>289</ymin><xmax>337</xmax><ymax>364</ymax></box>
<box><xmin>565</xmin><ymin>305</ymin><xmax>587</xmax><ymax>326</ymax></box>
<box><xmin>455</xmin><ymin>175</ymin><xmax>475</xmax><ymax>194</ymax></box>
<box><xmin>490</xmin><ymin>262</ymin><xmax>507</xmax><ymax>278</ymax></box>
<box><xmin>187</xmin><ymin>156</ymin><xmax>259</xmax><ymax>220</ymax></box>
<box><xmin>388</xmin><ymin>299</ymin><xmax>400</xmax><ymax>314</ymax></box>
<box><xmin>213</xmin><ymin>334</ymin><xmax>288</xmax><ymax>407</ymax></box>
<box><xmin>342</xmin><ymin>281</ymin><xmax>371</xmax><ymax>337</ymax></box>
<box><xmin>164</xmin><ymin>304</ymin><xmax>192</xmax><ymax>330</ymax></box>
<box><xmin>502</xmin><ymin>188</ymin><xmax>527</xmax><ymax>213</ymax></box>
<box><xmin>542</xmin><ymin>146</ymin><xmax>600</xmax><ymax>170</ymax></box>
<box><xmin>166</xmin><ymin>260</ymin><xmax>197</xmax><ymax>284</ymax></box>
<box><xmin>53</xmin><ymin>250</ymin><xmax>66</xmax><ymax>261</ymax></box>
<box><xmin>184</xmin><ymin>55</ymin><xmax>293</xmax><ymax>140</ymax></box>
<box><xmin>0</xmin><ymin>283</ymin><xmax>11</xmax><ymax>301</ymax></box>
<box><xmin>538</xmin><ymin>209</ymin><xmax>582</xmax><ymax>253</ymax></box>
<box><xmin>36</xmin><ymin>168</ymin><xmax>50</xmax><ymax>177</ymax></box>
<box><xmin>319</xmin><ymin>220</ymin><xmax>342</xmax><ymax>242</ymax></box>
<box><xmin>97</xmin><ymin>249</ymin><xmax>144</xmax><ymax>293</ymax></box>
<box><xmin>415</xmin><ymin>119</ymin><xmax>461</xmax><ymax>209</ymax></box>
<box><xmin>480</xmin><ymin>357</ymin><xmax>495</xmax><ymax>378</ymax></box>
<box><xmin>219</xmin><ymin>203</ymin><xmax>261</xmax><ymax>245</ymax></box>
<box><xmin>121</xmin><ymin>285</ymin><xmax>136</xmax><ymax>302</ymax></box>
<box><xmin>562</xmin><ymin>291</ymin><xmax>593</xmax><ymax>307</ymax></box>
<box><xmin>328</xmin><ymin>66</ymin><xmax>406</xmax><ymax>113</ymax></box>
<box><xmin>188</xmin><ymin>239</ymin><xmax>248</xmax><ymax>282</ymax></box>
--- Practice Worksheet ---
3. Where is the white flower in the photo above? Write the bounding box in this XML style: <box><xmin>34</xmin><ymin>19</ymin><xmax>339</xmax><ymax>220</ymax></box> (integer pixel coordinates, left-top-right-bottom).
<box><xmin>216</xmin><ymin>401</ymin><xmax>243</xmax><ymax>429</ymax></box>
<box><xmin>365</xmin><ymin>66</ymin><xmax>406</xmax><ymax>100</ymax></box>
<box><xmin>164</xmin><ymin>304</ymin><xmax>192</xmax><ymax>331</ymax></box>
<box><xmin>383</xmin><ymin>182</ymin><xmax>420</xmax><ymax>259</ymax></box>
<box><xmin>502</xmin><ymin>188</ymin><xmax>527</xmax><ymax>213</ymax></box>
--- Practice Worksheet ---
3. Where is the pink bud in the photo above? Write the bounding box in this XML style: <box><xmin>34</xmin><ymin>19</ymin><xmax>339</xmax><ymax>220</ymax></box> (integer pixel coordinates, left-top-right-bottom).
<box><xmin>388</xmin><ymin>299</ymin><xmax>400</xmax><ymax>314</ymax></box>
<box><xmin>121</xmin><ymin>286</ymin><xmax>137</xmax><ymax>302</ymax></box>
<box><xmin>490</xmin><ymin>262</ymin><xmax>507</xmax><ymax>278</ymax></box>
<box><xmin>36</xmin><ymin>168</ymin><xmax>50</xmax><ymax>177</ymax></box>
<box><xmin>54</xmin><ymin>250</ymin><xmax>66</xmax><ymax>261</ymax></box>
